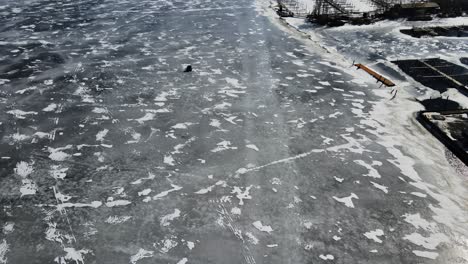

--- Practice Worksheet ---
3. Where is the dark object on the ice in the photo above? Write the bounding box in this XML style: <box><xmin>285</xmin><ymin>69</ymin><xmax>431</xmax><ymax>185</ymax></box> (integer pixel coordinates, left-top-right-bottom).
<box><xmin>277</xmin><ymin>3</ymin><xmax>294</xmax><ymax>17</ymax></box>
<box><xmin>390</xmin><ymin>89</ymin><xmax>398</xmax><ymax>101</ymax></box>
<box><xmin>417</xmin><ymin>97</ymin><xmax>460</xmax><ymax>112</ymax></box>
<box><xmin>433</xmin><ymin>0</ymin><xmax>468</xmax><ymax>15</ymax></box>
<box><xmin>184</xmin><ymin>65</ymin><xmax>192</xmax><ymax>72</ymax></box>
<box><xmin>401</xmin><ymin>26</ymin><xmax>468</xmax><ymax>38</ymax></box>
<box><xmin>353</xmin><ymin>63</ymin><xmax>395</xmax><ymax>87</ymax></box>
<box><xmin>417</xmin><ymin>109</ymin><xmax>468</xmax><ymax>166</ymax></box>
<box><xmin>385</xmin><ymin>2</ymin><xmax>440</xmax><ymax>19</ymax></box>
<box><xmin>393</xmin><ymin>58</ymin><xmax>468</xmax><ymax>95</ymax></box>
<box><xmin>460</xmin><ymin>58</ymin><xmax>468</xmax><ymax>66</ymax></box>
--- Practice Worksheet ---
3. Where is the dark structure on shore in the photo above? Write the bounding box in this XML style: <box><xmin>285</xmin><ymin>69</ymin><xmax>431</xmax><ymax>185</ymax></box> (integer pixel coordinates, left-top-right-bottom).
<box><xmin>433</xmin><ymin>0</ymin><xmax>468</xmax><ymax>16</ymax></box>
<box><xmin>278</xmin><ymin>0</ymin><xmax>466</xmax><ymax>26</ymax></box>
<box><xmin>385</xmin><ymin>2</ymin><xmax>440</xmax><ymax>20</ymax></box>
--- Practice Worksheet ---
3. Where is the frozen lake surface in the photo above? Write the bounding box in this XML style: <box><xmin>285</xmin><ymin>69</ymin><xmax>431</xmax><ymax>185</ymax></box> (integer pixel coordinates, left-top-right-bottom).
<box><xmin>0</xmin><ymin>0</ymin><xmax>467</xmax><ymax>263</ymax></box>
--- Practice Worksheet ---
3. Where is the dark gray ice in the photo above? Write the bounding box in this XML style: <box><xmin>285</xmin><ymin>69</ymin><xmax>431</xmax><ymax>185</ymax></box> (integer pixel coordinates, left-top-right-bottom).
<box><xmin>0</xmin><ymin>0</ymin><xmax>467</xmax><ymax>264</ymax></box>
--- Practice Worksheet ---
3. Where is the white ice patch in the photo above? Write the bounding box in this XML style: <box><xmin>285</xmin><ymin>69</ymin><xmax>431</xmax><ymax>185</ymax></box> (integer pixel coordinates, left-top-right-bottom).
<box><xmin>43</xmin><ymin>103</ymin><xmax>58</xmax><ymax>112</ymax></box>
<box><xmin>211</xmin><ymin>140</ymin><xmax>237</xmax><ymax>152</ymax></box>
<box><xmin>292</xmin><ymin>60</ymin><xmax>305</xmax><ymax>66</ymax></box>
<box><xmin>7</xmin><ymin>109</ymin><xmax>37</xmax><ymax>119</ymax></box>
<box><xmin>50</xmin><ymin>165</ymin><xmax>68</xmax><ymax>180</ymax></box>
<box><xmin>219</xmin><ymin>88</ymin><xmax>246</xmax><ymax>98</ymax></box>
<box><xmin>55</xmin><ymin>248</ymin><xmax>90</xmax><ymax>264</ymax></box>
<box><xmin>411</xmin><ymin>192</ymin><xmax>427</xmax><ymax>198</ymax></box>
<box><xmin>0</xmin><ymin>239</ymin><xmax>9</xmax><ymax>264</ymax></box>
<box><xmin>303</xmin><ymin>221</ymin><xmax>313</xmax><ymax>229</ymax></box>
<box><xmin>160</xmin><ymin>209</ymin><xmax>181</xmax><ymax>226</ymax></box>
<box><xmin>45</xmin><ymin>222</ymin><xmax>65</xmax><ymax>243</ymax></box>
<box><xmin>159</xmin><ymin>237</ymin><xmax>178</xmax><ymax>253</ymax></box>
<box><xmin>105</xmin><ymin>216</ymin><xmax>132</xmax><ymax>224</ymax></box>
<box><xmin>354</xmin><ymin>160</ymin><xmax>382</xmax><ymax>178</ymax></box>
<box><xmin>364</xmin><ymin>229</ymin><xmax>384</xmax><ymax>243</ymax></box>
<box><xmin>48</xmin><ymin>145</ymin><xmax>73</xmax><ymax>161</ymax></box>
<box><xmin>225</xmin><ymin>77</ymin><xmax>243</xmax><ymax>89</ymax></box>
<box><xmin>252</xmin><ymin>221</ymin><xmax>273</xmax><ymax>233</ymax></box>
<box><xmin>54</xmin><ymin>190</ymin><xmax>72</xmax><ymax>203</ymax></box>
<box><xmin>224</xmin><ymin>115</ymin><xmax>238</xmax><ymax>125</ymax></box>
<box><xmin>232</xmin><ymin>186</ymin><xmax>252</xmax><ymax>205</ymax></box>
<box><xmin>154</xmin><ymin>91</ymin><xmax>173</xmax><ymax>102</ymax></box>
<box><xmin>127</xmin><ymin>131</ymin><xmax>141</xmax><ymax>144</ymax></box>
<box><xmin>333</xmin><ymin>193</ymin><xmax>359</xmax><ymax>208</ymax></box>
<box><xmin>209</xmin><ymin>119</ymin><xmax>221</xmax><ymax>128</ymax></box>
<box><xmin>163</xmin><ymin>155</ymin><xmax>175</xmax><ymax>166</ymax></box>
<box><xmin>138</xmin><ymin>189</ymin><xmax>152</xmax><ymax>196</ymax></box>
<box><xmin>245</xmin><ymin>232</ymin><xmax>259</xmax><ymax>244</ymax></box>
<box><xmin>171</xmin><ymin>122</ymin><xmax>193</xmax><ymax>129</ymax></box>
<box><xmin>187</xmin><ymin>241</ymin><xmax>195</xmax><ymax>250</ymax></box>
<box><xmin>92</xmin><ymin>107</ymin><xmax>108</xmax><ymax>114</ymax></box>
<box><xmin>96</xmin><ymin>129</ymin><xmax>109</xmax><ymax>142</ymax></box>
<box><xmin>9</xmin><ymin>132</ymin><xmax>31</xmax><ymax>142</ymax></box>
<box><xmin>333</xmin><ymin>176</ymin><xmax>344</xmax><ymax>183</ymax></box>
<box><xmin>231</xmin><ymin>207</ymin><xmax>241</xmax><ymax>215</ymax></box>
<box><xmin>213</xmin><ymin>102</ymin><xmax>232</xmax><ymax>110</ymax></box>
<box><xmin>194</xmin><ymin>180</ymin><xmax>225</xmax><ymax>194</ymax></box>
<box><xmin>370</xmin><ymin>181</ymin><xmax>388</xmax><ymax>194</ymax></box>
<box><xmin>105</xmin><ymin>200</ymin><xmax>131</xmax><ymax>207</ymax></box>
<box><xmin>153</xmin><ymin>184</ymin><xmax>182</xmax><ymax>200</ymax></box>
<box><xmin>321</xmin><ymin>135</ymin><xmax>334</xmax><ymax>145</ymax></box>
<box><xmin>319</xmin><ymin>254</ymin><xmax>334</xmax><ymax>260</ymax></box>
<box><xmin>176</xmin><ymin>258</ymin><xmax>188</xmax><ymax>264</ymax></box>
<box><xmin>134</xmin><ymin>113</ymin><xmax>155</xmax><ymax>124</ymax></box>
<box><xmin>2</xmin><ymin>223</ymin><xmax>14</xmax><ymax>234</ymax></box>
<box><xmin>246</xmin><ymin>144</ymin><xmax>259</xmax><ymax>151</ymax></box>
<box><xmin>412</xmin><ymin>250</ymin><xmax>439</xmax><ymax>260</ymax></box>
<box><xmin>130</xmin><ymin>248</ymin><xmax>154</xmax><ymax>264</ymax></box>
<box><xmin>402</xmin><ymin>213</ymin><xmax>437</xmax><ymax>231</ymax></box>
<box><xmin>194</xmin><ymin>185</ymin><xmax>215</xmax><ymax>195</ymax></box>
<box><xmin>15</xmin><ymin>86</ymin><xmax>37</xmax><ymax>94</ymax></box>
<box><xmin>403</xmin><ymin>232</ymin><xmax>449</xmax><ymax>250</ymax></box>
<box><xmin>326</xmin><ymin>134</ymin><xmax>366</xmax><ymax>154</ymax></box>
<box><xmin>57</xmin><ymin>201</ymin><xmax>102</xmax><ymax>210</ymax></box>
<box><xmin>172</xmin><ymin>137</ymin><xmax>196</xmax><ymax>154</ymax></box>
<box><xmin>131</xmin><ymin>172</ymin><xmax>156</xmax><ymax>185</ymax></box>
<box><xmin>14</xmin><ymin>161</ymin><xmax>34</xmax><ymax>177</ymax></box>
<box><xmin>20</xmin><ymin>179</ymin><xmax>37</xmax><ymax>197</ymax></box>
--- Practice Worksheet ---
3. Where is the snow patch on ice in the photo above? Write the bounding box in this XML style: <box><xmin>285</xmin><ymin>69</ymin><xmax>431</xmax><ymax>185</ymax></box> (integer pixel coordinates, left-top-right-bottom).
<box><xmin>130</xmin><ymin>248</ymin><xmax>154</xmax><ymax>264</ymax></box>
<box><xmin>211</xmin><ymin>140</ymin><xmax>237</xmax><ymax>152</ymax></box>
<box><xmin>0</xmin><ymin>239</ymin><xmax>9</xmax><ymax>264</ymax></box>
<box><xmin>319</xmin><ymin>254</ymin><xmax>334</xmax><ymax>260</ymax></box>
<box><xmin>105</xmin><ymin>216</ymin><xmax>132</xmax><ymax>224</ymax></box>
<box><xmin>105</xmin><ymin>199</ymin><xmax>131</xmax><ymax>207</ymax></box>
<box><xmin>370</xmin><ymin>181</ymin><xmax>388</xmax><ymax>194</ymax></box>
<box><xmin>43</xmin><ymin>103</ymin><xmax>58</xmax><ymax>112</ymax></box>
<box><xmin>403</xmin><ymin>232</ymin><xmax>449</xmax><ymax>250</ymax></box>
<box><xmin>232</xmin><ymin>186</ymin><xmax>253</xmax><ymax>205</ymax></box>
<box><xmin>160</xmin><ymin>209</ymin><xmax>181</xmax><ymax>226</ymax></box>
<box><xmin>246</xmin><ymin>144</ymin><xmax>259</xmax><ymax>151</ymax></box>
<box><xmin>14</xmin><ymin>161</ymin><xmax>34</xmax><ymax>177</ymax></box>
<box><xmin>402</xmin><ymin>213</ymin><xmax>437</xmax><ymax>231</ymax></box>
<box><xmin>96</xmin><ymin>129</ymin><xmax>109</xmax><ymax>142</ymax></box>
<box><xmin>333</xmin><ymin>193</ymin><xmax>358</xmax><ymax>208</ymax></box>
<box><xmin>153</xmin><ymin>184</ymin><xmax>183</xmax><ymax>200</ymax></box>
<box><xmin>412</xmin><ymin>250</ymin><xmax>439</xmax><ymax>260</ymax></box>
<box><xmin>363</xmin><ymin>229</ymin><xmax>384</xmax><ymax>243</ymax></box>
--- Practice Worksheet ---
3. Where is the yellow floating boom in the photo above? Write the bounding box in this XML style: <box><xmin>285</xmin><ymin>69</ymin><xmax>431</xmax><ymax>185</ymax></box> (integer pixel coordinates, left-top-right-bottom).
<box><xmin>355</xmin><ymin>63</ymin><xmax>396</xmax><ymax>87</ymax></box>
